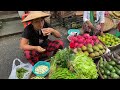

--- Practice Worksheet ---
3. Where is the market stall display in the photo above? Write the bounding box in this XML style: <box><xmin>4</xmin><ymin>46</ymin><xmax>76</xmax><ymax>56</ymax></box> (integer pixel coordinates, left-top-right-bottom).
<box><xmin>68</xmin><ymin>34</ymin><xmax>107</xmax><ymax>59</ymax></box>
<box><xmin>98</xmin><ymin>33</ymin><xmax>120</xmax><ymax>47</ymax></box>
<box><xmin>98</xmin><ymin>52</ymin><xmax>120</xmax><ymax>79</ymax></box>
<box><xmin>49</xmin><ymin>48</ymin><xmax>98</xmax><ymax>79</ymax></box>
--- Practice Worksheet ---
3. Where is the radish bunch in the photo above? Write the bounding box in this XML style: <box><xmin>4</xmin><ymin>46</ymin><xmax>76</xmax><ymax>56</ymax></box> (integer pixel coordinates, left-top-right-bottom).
<box><xmin>69</xmin><ymin>34</ymin><xmax>100</xmax><ymax>49</ymax></box>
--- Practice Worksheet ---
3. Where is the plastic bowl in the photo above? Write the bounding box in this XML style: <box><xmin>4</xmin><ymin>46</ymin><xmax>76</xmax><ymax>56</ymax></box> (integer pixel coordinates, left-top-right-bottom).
<box><xmin>68</xmin><ymin>29</ymin><xmax>80</xmax><ymax>35</ymax></box>
<box><xmin>32</xmin><ymin>61</ymin><xmax>50</xmax><ymax>77</ymax></box>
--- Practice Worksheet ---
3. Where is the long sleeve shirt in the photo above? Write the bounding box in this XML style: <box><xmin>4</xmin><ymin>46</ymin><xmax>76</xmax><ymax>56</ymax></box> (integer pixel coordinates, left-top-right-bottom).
<box><xmin>83</xmin><ymin>11</ymin><xmax>105</xmax><ymax>24</ymax></box>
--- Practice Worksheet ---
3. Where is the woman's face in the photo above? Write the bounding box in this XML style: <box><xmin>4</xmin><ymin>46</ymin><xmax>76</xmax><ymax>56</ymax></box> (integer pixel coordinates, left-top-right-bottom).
<box><xmin>31</xmin><ymin>18</ymin><xmax>44</xmax><ymax>30</ymax></box>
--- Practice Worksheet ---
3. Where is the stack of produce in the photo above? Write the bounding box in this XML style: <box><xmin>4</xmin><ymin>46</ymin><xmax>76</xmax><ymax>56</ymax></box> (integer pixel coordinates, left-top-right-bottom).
<box><xmin>69</xmin><ymin>34</ymin><xmax>100</xmax><ymax>48</ymax></box>
<box><xmin>72</xmin><ymin>43</ymin><xmax>106</xmax><ymax>58</ymax></box>
<box><xmin>70</xmin><ymin>53</ymin><xmax>98</xmax><ymax>79</ymax></box>
<box><xmin>98</xmin><ymin>52</ymin><xmax>120</xmax><ymax>79</ymax></box>
<box><xmin>68</xmin><ymin>34</ymin><xmax>106</xmax><ymax>58</ymax></box>
<box><xmin>98</xmin><ymin>33</ymin><xmax>120</xmax><ymax>47</ymax></box>
<box><xmin>49</xmin><ymin>48</ymin><xmax>98</xmax><ymax>79</ymax></box>
<box><xmin>49</xmin><ymin>48</ymin><xmax>76</xmax><ymax>79</ymax></box>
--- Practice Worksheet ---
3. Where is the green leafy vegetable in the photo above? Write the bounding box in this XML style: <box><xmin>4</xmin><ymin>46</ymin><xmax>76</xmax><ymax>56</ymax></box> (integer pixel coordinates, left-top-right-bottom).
<box><xmin>16</xmin><ymin>68</ymin><xmax>28</xmax><ymax>79</ymax></box>
<box><xmin>71</xmin><ymin>53</ymin><xmax>98</xmax><ymax>79</ymax></box>
<box><xmin>49</xmin><ymin>67</ymin><xmax>77</xmax><ymax>79</ymax></box>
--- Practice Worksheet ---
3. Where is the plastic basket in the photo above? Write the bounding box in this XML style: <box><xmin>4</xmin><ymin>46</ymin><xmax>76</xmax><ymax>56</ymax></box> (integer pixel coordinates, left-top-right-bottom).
<box><xmin>68</xmin><ymin>29</ymin><xmax>80</xmax><ymax>35</ymax></box>
<box><xmin>32</xmin><ymin>61</ymin><xmax>50</xmax><ymax>77</ymax></box>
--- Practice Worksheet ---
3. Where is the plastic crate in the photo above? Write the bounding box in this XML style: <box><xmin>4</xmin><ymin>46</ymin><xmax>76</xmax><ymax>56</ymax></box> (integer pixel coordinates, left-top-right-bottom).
<box><xmin>32</xmin><ymin>61</ymin><xmax>50</xmax><ymax>77</ymax></box>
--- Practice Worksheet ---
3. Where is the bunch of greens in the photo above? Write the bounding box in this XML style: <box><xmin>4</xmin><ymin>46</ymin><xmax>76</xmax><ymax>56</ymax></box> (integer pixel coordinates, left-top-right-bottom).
<box><xmin>16</xmin><ymin>68</ymin><xmax>28</xmax><ymax>79</ymax></box>
<box><xmin>50</xmin><ymin>48</ymin><xmax>74</xmax><ymax>68</ymax></box>
<box><xmin>71</xmin><ymin>53</ymin><xmax>98</xmax><ymax>79</ymax></box>
<box><xmin>49</xmin><ymin>67</ymin><xmax>77</xmax><ymax>79</ymax></box>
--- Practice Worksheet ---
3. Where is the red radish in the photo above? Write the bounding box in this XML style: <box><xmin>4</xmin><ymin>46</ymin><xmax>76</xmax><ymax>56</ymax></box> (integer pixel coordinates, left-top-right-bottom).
<box><xmin>70</xmin><ymin>41</ymin><xmax>74</xmax><ymax>44</ymax></box>
<box><xmin>72</xmin><ymin>37</ymin><xmax>78</xmax><ymax>42</ymax></box>
<box><xmin>92</xmin><ymin>35</ymin><xmax>97</xmax><ymax>40</ymax></box>
<box><xmin>95</xmin><ymin>39</ymin><xmax>100</xmax><ymax>43</ymax></box>
<box><xmin>83</xmin><ymin>33</ymin><xmax>90</xmax><ymax>38</ymax></box>
<box><xmin>69</xmin><ymin>42</ymin><xmax>75</xmax><ymax>48</ymax></box>
<box><xmin>78</xmin><ymin>39</ymin><xmax>84</xmax><ymax>43</ymax></box>
<box><xmin>91</xmin><ymin>42</ymin><xmax>94</xmax><ymax>46</ymax></box>
<box><xmin>75</xmin><ymin>43</ymin><xmax>79</xmax><ymax>48</ymax></box>
<box><xmin>78</xmin><ymin>44</ymin><xmax>84</xmax><ymax>48</ymax></box>
<box><xmin>77</xmin><ymin>35</ymin><xmax>82</xmax><ymax>39</ymax></box>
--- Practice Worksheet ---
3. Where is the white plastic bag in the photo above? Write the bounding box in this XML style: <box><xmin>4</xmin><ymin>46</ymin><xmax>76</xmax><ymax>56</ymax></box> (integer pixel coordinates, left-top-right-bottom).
<box><xmin>8</xmin><ymin>58</ymin><xmax>33</xmax><ymax>79</ymax></box>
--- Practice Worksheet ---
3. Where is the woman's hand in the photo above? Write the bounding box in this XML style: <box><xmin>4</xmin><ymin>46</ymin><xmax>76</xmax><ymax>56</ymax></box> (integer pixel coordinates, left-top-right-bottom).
<box><xmin>41</xmin><ymin>28</ymin><xmax>53</xmax><ymax>36</ymax></box>
<box><xmin>35</xmin><ymin>46</ymin><xmax>46</xmax><ymax>53</ymax></box>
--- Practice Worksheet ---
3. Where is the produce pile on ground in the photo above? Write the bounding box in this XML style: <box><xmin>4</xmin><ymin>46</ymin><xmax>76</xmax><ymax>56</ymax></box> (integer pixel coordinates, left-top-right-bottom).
<box><xmin>68</xmin><ymin>34</ymin><xmax>106</xmax><ymax>58</ymax></box>
<box><xmin>49</xmin><ymin>48</ymin><xmax>98</xmax><ymax>79</ymax></box>
<box><xmin>98</xmin><ymin>33</ymin><xmax>120</xmax><ymax>47</ymax></box>
<box><xmin>98</xmin><ymin>52</ymin><xmax>120</xmax><ymax>79</ymax></box>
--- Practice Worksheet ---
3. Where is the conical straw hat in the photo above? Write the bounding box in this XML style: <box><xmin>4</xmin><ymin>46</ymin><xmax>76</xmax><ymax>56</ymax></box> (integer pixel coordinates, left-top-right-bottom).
<box><xmin>22</xmin><ymin>11</ymin><xmax>50</xmax><ymax>22</ymax></box>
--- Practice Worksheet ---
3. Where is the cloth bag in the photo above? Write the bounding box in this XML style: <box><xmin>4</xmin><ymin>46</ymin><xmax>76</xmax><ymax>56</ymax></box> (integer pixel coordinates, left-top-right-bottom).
<box><xmin>8</xmin><ymin>58</ymin><xmax>33</xmax><ymax>79</ymax></box>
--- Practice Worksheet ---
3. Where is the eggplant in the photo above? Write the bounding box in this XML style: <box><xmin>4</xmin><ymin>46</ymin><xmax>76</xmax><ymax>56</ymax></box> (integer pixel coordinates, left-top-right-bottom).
<box><xmin>113</xmin><ymin>52</ymin><xmax>120</xmax><ymax>60</ymax></box>
<box><xmin>104</xmin><ymin>54</ymin><xmax>111</xmax><ymax>62</ymax></box>
<box><xmin>111</xmin><ymin>54</ymin><xmax>120</xmax><ymax>65</ymax></box>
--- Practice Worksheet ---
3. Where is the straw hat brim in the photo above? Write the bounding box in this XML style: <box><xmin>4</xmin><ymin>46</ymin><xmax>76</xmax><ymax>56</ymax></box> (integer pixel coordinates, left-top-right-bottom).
<box><xmin>109</xmin><ymin>11</ymin><xmax>120</xmax><ymax>20</ymax></box>
<box><xmin>22</xmin><ymin>11</ymin><xmax>50</xmax><ymax>23</ymax></box>
<box><xmin>103</xmin><ymin>17</ymin><xmax>114</xmax><ymax>32</ymax></box>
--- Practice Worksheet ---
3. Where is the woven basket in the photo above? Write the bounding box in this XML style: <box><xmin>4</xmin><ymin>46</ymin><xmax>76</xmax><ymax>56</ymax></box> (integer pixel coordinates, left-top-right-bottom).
<box><xmin>103</xmin><ymin>17</ymin><xmax>115</xmax><ymax>32</ymax></box>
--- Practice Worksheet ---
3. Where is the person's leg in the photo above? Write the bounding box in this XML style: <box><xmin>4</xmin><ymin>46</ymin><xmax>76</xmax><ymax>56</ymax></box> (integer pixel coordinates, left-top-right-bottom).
<box><xmin>46</xmin><ymin>40</ymin><xmax>64</xmax><ymax>55</ymax></box>
<box><xmin>24</xmin><ymin>50</ymin><xmax>41</xmax><ymax>65</ymax></box>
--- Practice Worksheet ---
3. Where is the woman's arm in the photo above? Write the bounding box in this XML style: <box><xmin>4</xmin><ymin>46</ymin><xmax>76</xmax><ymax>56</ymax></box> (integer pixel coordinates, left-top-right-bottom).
<box><xmin>20</xmin><ymin>38</ymin><xmax>46</xmax><ymax>52</ymax></box>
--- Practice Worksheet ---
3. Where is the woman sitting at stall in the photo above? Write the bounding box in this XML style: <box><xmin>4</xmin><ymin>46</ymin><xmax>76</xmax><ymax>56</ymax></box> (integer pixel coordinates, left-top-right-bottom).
<box><xmin>20</xmin><ymin>11</ymin><xmax>64</xmax><ymax>65</ymax></box>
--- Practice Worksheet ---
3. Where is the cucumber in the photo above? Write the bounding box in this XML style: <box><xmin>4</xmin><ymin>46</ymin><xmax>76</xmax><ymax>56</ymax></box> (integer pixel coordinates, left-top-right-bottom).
<box><xmin>99</xmin><ymin>68</ymin><xmax>104</xmax><ymax>74</ymax></box>
<box><xmin>105</xmin><ymin>63</ymin><xmax>114</xmax><ymax>71</ymax></box>
<box><xmin>108</xmin><ymin>61</ymin><xmax>116</xmax><ymax>66</ymax></box>
<box><xmin>114</xmin><ymin>67</ymin><xmax>120</xmax><ymax>75</ymax></box>
<box><xmin>103</xmin><ymin>74</ymin><xmax>107</xmax><ymax>79</ymax></box>
<box><xmin>116</xmin><ymin>65</ymin><xmax>120</xmax><ymax>70</ymax></box>
<box><xmin>110</xmin><ymin>73</ymin><xmax>119</xmax><ymax>79</ymax></box>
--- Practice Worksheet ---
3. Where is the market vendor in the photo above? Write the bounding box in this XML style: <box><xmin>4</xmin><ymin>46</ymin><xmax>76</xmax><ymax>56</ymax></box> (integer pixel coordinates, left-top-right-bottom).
<box><xmin>82</xmin><ymin>11</ymin><xmax>105</xmax><ymax>36</ymax></box>
<box><xmin>20</xmin><ymin>11</ymin><xmax>64</xmax><ymax>65</ymax></box>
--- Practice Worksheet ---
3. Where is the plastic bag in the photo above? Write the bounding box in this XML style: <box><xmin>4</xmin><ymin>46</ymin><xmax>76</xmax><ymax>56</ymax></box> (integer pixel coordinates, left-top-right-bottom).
<box><xmin>8</xmin><ymin>58</ymin><xmax>33</xmax><ymax>79</ymax></box>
